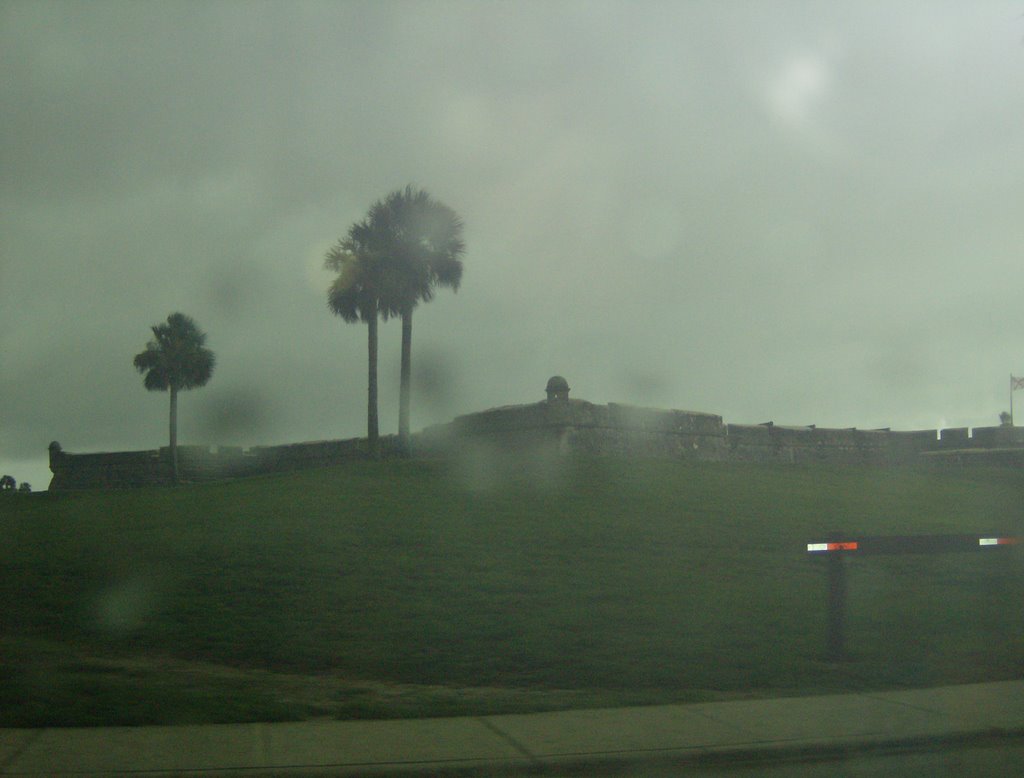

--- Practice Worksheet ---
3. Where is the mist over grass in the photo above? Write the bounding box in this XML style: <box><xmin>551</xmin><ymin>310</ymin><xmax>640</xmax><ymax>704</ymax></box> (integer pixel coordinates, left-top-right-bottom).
<box><xmin>1</xmin><ymin>458</ymin><xmax>1022</xmax><ymax>726</ymax></box>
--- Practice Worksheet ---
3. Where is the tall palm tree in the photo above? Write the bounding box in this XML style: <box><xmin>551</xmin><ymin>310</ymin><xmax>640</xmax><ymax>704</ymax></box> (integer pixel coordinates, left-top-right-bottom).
<box><xmin>133</xmin><ymin>312</ymin><xmax>215</xmax><ymax>484</ymax></box>
<box><xmin>362</xmin><ymin>186</ymin><xmax>465</xmax><ymax>453</ymax></box>
<box><xmin>325</xmin><ymin>223</ymin><xmax>385</xmax><ymax>458</ymax></box>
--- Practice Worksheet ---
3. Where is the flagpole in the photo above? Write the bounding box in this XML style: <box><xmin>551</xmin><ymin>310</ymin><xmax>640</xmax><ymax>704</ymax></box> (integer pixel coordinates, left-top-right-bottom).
<box><xmin>1012</xmin><ymin>375</ymin><xmax>1015</xmax><ymax>426</ymax></box>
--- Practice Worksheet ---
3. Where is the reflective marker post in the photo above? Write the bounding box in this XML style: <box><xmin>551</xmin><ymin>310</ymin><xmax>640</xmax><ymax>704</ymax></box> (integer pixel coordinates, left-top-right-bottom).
<box><xmin>806</xmin><ymin>534</ymin><xmax>1018</xmax><ymax>662</ymax></box>
<box><xmin>805</xmin><ymin>535</ymin><xmax>859</xmax><ymax>660</ymax></box>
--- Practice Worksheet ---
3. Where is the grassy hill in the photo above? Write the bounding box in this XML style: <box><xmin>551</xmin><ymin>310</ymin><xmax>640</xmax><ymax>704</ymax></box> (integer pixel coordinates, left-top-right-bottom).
<box><xmin>2</xmin><ymin>456</ymin><xmax>1022</xmax><ymax>726</ymax></box>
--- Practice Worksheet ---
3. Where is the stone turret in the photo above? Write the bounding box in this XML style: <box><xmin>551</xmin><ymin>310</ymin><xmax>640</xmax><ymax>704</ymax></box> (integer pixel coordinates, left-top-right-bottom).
<box><xmin>48</xmin><ymin>441</ymin><xmax>63</xmax><ymax>471</ymax></box>
<box><xmin>545</xmin><ymin>376</ymin><xmax>570</xmax><ymax>403</ymax></box>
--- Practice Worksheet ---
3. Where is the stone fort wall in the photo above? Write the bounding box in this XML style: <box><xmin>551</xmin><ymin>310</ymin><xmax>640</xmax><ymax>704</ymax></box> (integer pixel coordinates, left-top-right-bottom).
<box><xmin>48</xmin><ymin>394</ymin><xmax>1024</xmax><ymax>490</ymax></box>
<box><xmin>419</xmin><ymin>399</ymin><xmax>1024</xmax><ymax>467</ymax></box>
<box><xmin>47</xmin><ymin>437</ymin><xmax>402</xmax><ymax>490</ymax></box>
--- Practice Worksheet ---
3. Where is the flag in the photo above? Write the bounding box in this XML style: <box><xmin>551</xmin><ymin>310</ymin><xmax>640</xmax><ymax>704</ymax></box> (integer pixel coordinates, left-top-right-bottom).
<box><xmin>1012</xmin><ymin>376</ymin><xmax>1024</xmax><ymax>391</ymax></box>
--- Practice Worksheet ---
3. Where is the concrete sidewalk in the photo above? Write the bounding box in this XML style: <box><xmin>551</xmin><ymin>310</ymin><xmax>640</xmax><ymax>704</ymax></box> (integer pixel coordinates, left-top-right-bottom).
<box><xmin>2</xmin><ymin>680</ymin><xmax>1022</xmax><ymax>776</ymax></box>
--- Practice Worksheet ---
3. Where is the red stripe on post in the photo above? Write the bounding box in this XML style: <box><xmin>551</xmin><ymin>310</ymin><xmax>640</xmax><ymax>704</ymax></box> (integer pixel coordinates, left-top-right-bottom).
<box><xmin>979</xmin><ymin>537</ymin><xmax>1020</xmax><ymax>546</ymax></box>
<box><xmin>827</xmin><ymin>542</ymin><xmax>858</xmax><ymax>551</ymax></box>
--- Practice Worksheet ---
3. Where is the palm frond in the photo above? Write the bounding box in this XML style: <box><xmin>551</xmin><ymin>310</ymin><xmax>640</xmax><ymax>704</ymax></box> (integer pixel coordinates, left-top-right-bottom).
<box><xmin>347</xmin><ymin>185</ymin><xmax>467</xmax><ymax>313</ymax></box>
<box><xmin>133</xmin><ymin>313</ymin><xmax>215</xmax><ymax>393</ymax></box>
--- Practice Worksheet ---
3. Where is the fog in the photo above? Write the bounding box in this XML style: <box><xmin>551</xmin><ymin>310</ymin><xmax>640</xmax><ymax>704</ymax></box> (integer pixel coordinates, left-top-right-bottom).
<box><xmin>2</xmin><ymin>1</ymin><xmax>1023</xmax><ymax>489</ymax></box>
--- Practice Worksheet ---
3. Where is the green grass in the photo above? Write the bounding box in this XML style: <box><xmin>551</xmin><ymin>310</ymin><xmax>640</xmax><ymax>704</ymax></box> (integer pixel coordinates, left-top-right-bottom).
<box><xmin>1</xmin><ymin>457</ymin><xmax>1022</xmax><ymax>726</ymax></box>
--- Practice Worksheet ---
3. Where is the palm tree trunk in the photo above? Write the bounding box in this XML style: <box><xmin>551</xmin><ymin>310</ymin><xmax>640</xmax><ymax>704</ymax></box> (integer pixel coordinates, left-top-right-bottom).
<box><xmin>398</xmin><ymin>309</ymin><xmax>412</xmax><ymax>455</ymax></box>
<box><xmin>169</xmin><ymin>385</ymin><xmax>179</xmax><ymax>485</ymax></box>
<box><xmin>367</xmin><ymin>306</ymin><xmax>380</xmax><ymax>458</ymax></box>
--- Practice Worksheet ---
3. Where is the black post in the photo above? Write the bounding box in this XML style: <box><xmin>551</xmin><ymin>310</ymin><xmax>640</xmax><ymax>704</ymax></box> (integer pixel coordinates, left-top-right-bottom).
<box><xmin>826</xmin><ymin>533</ymin><xmax>847</xmax><ymax>661</ymax></box>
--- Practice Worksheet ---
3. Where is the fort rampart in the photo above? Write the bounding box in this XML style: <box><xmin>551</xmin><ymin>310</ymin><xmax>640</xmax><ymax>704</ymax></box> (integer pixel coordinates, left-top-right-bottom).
<box><xmin>48</xmin><ymin>384</ymin><xmax>1024</xmax><ymax>489</ymax></box>
<box><xmin>47</xmin><ymin>437</ymin><xmax>401</xmax><ymax>490</ymax></box>
<box><xmin>419</xmin><ymin>398</ymin><xmax>1024</xmax><ymax>467</ymax></box>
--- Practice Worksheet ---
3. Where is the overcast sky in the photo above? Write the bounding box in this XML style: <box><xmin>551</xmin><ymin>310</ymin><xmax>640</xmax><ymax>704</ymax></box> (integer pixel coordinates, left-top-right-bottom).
<box><xmin>2</xmin><ymin>1</ymin><xmax>1023</xmax><ymax>489</ymax></box>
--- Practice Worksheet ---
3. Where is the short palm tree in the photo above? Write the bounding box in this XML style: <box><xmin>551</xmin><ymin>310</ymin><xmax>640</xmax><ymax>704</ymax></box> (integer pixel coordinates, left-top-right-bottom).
<box><xmin>362</xmin><ymin>186</ymin><xmax>465</xmax><ymax>452</ymax></box>
<box><xmin>133</xmin><ymin>312</ymin><xmax>215</xmax><ymax>484</ymax></box>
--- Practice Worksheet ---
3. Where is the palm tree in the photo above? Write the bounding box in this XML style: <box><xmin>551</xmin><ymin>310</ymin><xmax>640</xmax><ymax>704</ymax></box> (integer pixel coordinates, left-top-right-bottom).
<box><xmin>362</xmin><ymin>186</ymin><xmax>465</xmax><ymax>453</ymax></box>
<box><xmin>326</xmin><ymin>225</ymin><xmax>385</xmax><ymax>458</ymax></box>
<box><xmin>133</xmin><ymin>312</ymin><xmax>215</xmax><ymax>484</ymax></box>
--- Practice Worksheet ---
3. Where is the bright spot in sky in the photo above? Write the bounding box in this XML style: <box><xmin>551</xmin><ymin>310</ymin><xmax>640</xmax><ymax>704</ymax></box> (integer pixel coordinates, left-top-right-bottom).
<box><xmin>766</xmin><ymin>53</ymin><xmax>831</xmax><ymax>128</ymax></box>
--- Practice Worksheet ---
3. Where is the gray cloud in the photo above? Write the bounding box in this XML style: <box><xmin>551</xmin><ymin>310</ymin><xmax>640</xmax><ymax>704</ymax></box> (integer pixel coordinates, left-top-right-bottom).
<box><xmin>3</xmin><ymin>1</ymin><xmax>1024</xmax><ymax>489</ymax></box>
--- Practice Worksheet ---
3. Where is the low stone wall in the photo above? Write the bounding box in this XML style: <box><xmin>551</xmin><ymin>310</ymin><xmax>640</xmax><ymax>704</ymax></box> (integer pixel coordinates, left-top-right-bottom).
<box><xmin>49</xmin><ymin>397</ymin><xmax>1024</xmax><ymax>490</ymax></box>
<box><xmin>48</xmin><ymin>436</ymin><xmax>398</xmax><ymax>490</ymax></box>
<box><xmin>425</xmin><ymin>400</ymin><xmax>1024</xmax><ymax>468</ymax></box>
<box><xmin>954</xmin><ymin>425</ymin><xmax>1024</xmax><ymax>448</ymax></box>
<box><xmin>48</xmin><ymin>448</ymin><xmax>169</xmax><ymax>490</ymax></box>
<box><xmin>723</xmin><ymin>424</ymin><xmax>938</xmax><ymax>466</ymax></box>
